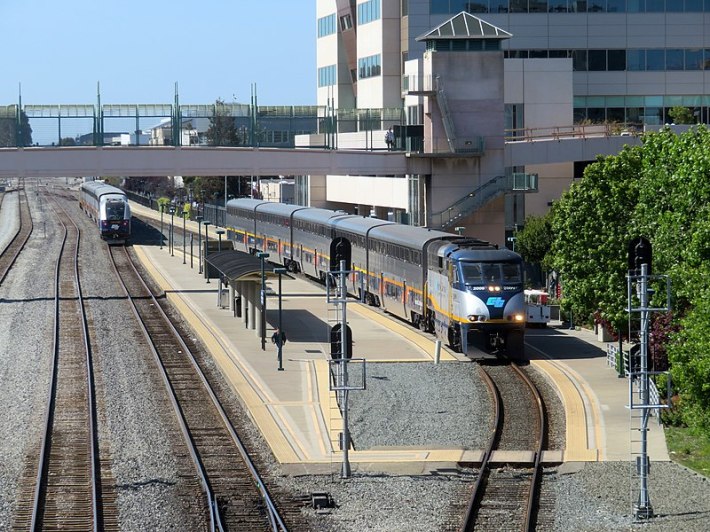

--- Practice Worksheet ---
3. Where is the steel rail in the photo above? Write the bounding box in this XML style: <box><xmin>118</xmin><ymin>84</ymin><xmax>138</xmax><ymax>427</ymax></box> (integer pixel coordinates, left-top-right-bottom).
<box><xmin>0</xmin><ymin>188</ymin><xmax>33</xmax><ymax>286</ymax></box>
<box><xmin>461</xmin><ymin>366</ymin><xmax>502</xmax><ymax>532</ymax></box>
<box><xmin>29</xmin><ymin>196</ymin><xmax>100</xmax><ymax>530</ymax></box>
<box><xmin>461</xmin><ymin>361</ymin><xmax>547</xmax><ymax>532</ymax></box>
<box><xmin>510</xmin><ymin>362</ymin><xmax>547</xmax><ymax>532</ymax></box>
<box><xmin>109</xmin><ymin>245</ymin><xmax>289</xmax><ymax>531</ymax></box>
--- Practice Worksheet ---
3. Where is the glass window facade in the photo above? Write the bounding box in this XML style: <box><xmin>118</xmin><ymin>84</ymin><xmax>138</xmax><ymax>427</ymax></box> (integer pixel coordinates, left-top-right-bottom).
<box><xmin>504</xmin><ymin>48</ymin><xmax>710</xmax><ymax>72</ymax></box>
<box><xmin>318</xmin><ymin>65</ymin><xmax>337</xmax><ymax>87</ymax></box>
<box><xmin>430</xmin><ymin>0</ymin><xmax>710</xmax><ymax>12</ymax></box>
<box><xmin>317</xmin><ymin>14</ymin><xmax>336</xmax><ymax>38</ymax></box>
<box><xmin>358</xmin><ymin>0</ymin><xmax>381</xmax><ymax>25</ymax></box>
<box><xmin>358</xmin><ymin>54</ymin><xmax>382</xmax><ymax>79</ymax></box>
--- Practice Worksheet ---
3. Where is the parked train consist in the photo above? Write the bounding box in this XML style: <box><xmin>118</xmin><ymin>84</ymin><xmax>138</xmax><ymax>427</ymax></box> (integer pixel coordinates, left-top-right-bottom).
<box><xmin>79</xmin><ymin>181</ymin><xmax>131</xmax><ymax>243</ymax></box>
<box><xmin>225</xmin><ymin>199</ymin><xmax>526</xmax><ymax>358</ymax></box>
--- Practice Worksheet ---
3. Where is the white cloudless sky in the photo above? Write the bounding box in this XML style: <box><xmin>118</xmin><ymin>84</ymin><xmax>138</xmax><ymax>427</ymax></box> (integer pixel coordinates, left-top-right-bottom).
<box><xmin>1</xmin><ymin>0</ymin><xmax>316</xmax><ymax>106</ymax></box>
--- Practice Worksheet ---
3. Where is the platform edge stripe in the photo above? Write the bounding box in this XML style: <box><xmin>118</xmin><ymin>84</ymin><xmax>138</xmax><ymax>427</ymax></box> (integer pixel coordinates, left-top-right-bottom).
<box><xmin>314</xmin><ymin>359</ymin><xmax>341</xmax><ymax>453</ymax></box>
<box><xmin>132</xmin><ymin>244</ymin><xmax>302</xmax><ymax>463</ymax></box>
<box><xmin>529</xmin><ymin>354</ymin><xmax>597</xmax><ymax>462</ymax></box>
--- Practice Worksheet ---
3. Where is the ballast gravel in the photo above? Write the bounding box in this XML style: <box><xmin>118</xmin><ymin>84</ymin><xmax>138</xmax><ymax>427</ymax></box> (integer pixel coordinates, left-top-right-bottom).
<box><xmin>1</xmin><ymin>182</ymin><xmax>709</xmax><ymax>532</ymax></box>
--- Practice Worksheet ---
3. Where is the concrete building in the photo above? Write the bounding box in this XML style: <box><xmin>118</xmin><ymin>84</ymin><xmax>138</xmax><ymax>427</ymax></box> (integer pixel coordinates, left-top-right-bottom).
<box><xmin>311</xmin><ymin>0</ymin><xmax>703</xmax><ymax>246</ymax></box>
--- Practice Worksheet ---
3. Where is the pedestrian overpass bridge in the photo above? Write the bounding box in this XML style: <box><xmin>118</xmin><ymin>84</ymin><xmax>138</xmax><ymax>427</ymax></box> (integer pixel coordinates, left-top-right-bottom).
<box><xmin>0</xmin><ymin>133</ymin><xmax>636</xmax><ymax>179</ymax></box>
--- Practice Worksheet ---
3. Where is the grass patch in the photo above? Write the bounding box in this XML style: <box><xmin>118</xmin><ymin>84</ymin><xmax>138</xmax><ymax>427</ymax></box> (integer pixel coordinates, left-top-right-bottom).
<box><xmin>665</xmin><ymin>426</ymin><xmax>710</xmax><ymax>477</ymax></box>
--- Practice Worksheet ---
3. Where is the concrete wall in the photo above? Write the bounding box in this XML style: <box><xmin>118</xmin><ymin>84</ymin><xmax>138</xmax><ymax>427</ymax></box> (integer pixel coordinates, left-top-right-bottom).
<box><xmin>326</xmin><ymin>174</ymin><xmax>408</xmax><ymax>209</ymax></box>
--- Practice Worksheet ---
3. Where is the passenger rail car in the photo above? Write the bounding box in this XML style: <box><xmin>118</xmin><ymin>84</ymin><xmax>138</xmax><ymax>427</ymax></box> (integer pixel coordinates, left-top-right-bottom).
<box><xmin>79</xmin><ymin>181</ymin><xmax>131</xmax><ymax>243</ymax></box>
<box><xmin>225</xmin><ymin>199</ymin><xmax>526</xmax><ymax>359</ymax></box>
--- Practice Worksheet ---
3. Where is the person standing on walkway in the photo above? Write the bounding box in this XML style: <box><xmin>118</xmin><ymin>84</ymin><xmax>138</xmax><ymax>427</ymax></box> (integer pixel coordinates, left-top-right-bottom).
<box><xmin>271</xmin><ymin>328</ymin><xmax>287</xmax><ymax>349</ymax></box>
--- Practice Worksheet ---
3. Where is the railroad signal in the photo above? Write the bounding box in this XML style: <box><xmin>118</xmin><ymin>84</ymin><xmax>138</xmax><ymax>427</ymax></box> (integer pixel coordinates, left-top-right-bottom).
<box><xmin>330</xmin><ymin>237</ymin><xmax>351</xmax><ymax>272</ymax></box>
<box><xmin>330</xmin><ymin>323</ymin><xmax>353</xmax><ymax>359</ymax></box>
<box><xmin>628</xmin><ymin>236</ymin><xmax>652</xmax><ymax>275</ymax></box>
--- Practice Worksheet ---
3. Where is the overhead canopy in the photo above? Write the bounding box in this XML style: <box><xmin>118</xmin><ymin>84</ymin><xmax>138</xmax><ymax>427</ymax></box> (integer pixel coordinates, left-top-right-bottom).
<box><xmin>206</xmin><ymin>250</ymin><xmax>291</xmax><ymax>283</ymax></box>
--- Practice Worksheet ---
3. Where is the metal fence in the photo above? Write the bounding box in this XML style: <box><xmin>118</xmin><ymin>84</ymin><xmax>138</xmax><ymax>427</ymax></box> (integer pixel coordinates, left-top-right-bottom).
<box><xmin>1</xmin><ymin>101</ymin><xmax>409</xmax><ymax>150</ymax></box>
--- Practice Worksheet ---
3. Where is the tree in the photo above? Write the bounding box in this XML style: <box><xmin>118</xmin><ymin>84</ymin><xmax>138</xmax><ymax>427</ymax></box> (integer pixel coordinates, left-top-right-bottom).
<box><xmin>546</xmin><ymin>126</ymin><xmax>710</xmax><ymax>435</ymax></box>
<box><xmin>206</xmin><ymin>99</ymin><xmax>240</xmax><ymax>146</ymax></box>
<box><xmin>0</xmin><ymin>108</ymin><xmax>32</xmax><ymax>147</ymax></box>
<box><xmin>547</xmin><ymin>145</ymin><xmax>642</xmax><ymax>331</ymax></box>
<box><xmin>515</xmin><ymin>213</ymin><xmax>554</xmax><ymax>288</ymax></box>
<box><xmin>60</xmin><ymin>137</ymin><xmax>77</xmax><ymax>146</ymax></box>
<box><xmin>668</xmin><ymin>106</ymin><xmax>695</xmax><ymax>125</ymax></box>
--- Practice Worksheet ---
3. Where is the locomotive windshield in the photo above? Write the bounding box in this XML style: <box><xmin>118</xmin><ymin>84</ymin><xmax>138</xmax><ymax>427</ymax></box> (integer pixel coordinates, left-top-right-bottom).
<box><xmin>105</xmin><ymin>200</ymin><xmax>126</xmax><ymax>221</ymax></box>
<box><xmin>460</xmin><ymin>261</ymin><xmax>522</xmax><ymax>285</ymax></box>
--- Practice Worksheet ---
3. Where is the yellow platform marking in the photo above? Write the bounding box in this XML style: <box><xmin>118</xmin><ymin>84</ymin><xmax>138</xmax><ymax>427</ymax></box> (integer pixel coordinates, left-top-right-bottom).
<box><xmin>350</xmin><ymin>303</ymin><xmax>458</xmax><ymax>361</ymax></box>
<box><xmin>529</xmin><ymin>346</ymin><xmax>600</xmax><ymax>462</ymax></box>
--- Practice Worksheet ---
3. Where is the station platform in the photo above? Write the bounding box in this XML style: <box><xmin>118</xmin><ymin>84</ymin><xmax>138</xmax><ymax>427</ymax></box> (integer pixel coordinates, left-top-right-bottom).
<box><xmin>129</xmin><ymin>202</ymin><xmax>669</xmax><ymax>474</ymax></box>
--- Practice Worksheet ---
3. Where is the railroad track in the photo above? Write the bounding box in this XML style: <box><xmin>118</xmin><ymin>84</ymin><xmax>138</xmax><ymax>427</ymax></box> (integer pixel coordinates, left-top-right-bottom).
<box><xmin>12</xmin><ymin>196</ymin><xmax>113</xmax><ymax>530</ymax></box>
<box><xmin>108</xmin><ymin>244</ymin><xmax>291</xmax><ymax>531</ymax></box>
<box><xmin>0</xmin><ymin>187</ymin><xmax>33</xmax><ymax>286</ymax></box>
<box><xmin>460</xmin><ymin>361</ymin><xmax>547</xmax><ymax>532</ymax></box>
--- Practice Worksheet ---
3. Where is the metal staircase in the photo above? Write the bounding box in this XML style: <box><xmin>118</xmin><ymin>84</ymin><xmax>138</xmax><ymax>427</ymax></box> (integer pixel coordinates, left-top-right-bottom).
<box><xmin>430</xmin><ymin>172</ymin><xmax>539</xmax><ymax>229</ymax></box>
<box><xmin>434</xmin><ymin>76</ymin><xmax>457</xmax><ymax>153</ymax></box>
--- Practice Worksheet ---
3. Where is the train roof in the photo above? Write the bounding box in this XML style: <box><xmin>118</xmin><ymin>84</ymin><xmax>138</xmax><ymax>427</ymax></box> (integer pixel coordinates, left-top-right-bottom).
<box><xmin>448</xmin><ymin>246</ymin><xmax>522</xmax><ymax>262</ymax></box>
<box><xmin>331</xmin><ymin>215</ymin><xmax>395</xmax><ymax>235</ymax></box>
<box><xmin>80</xmin><ymin>181</ymin><xmax>126</xmax><ymax>198</ymax></box>
<box><xmin>226</xmin><ymin>198</ymin><xmax>268</xmax><ymax>212</ymax></box>
<box><xmin>293</xmin><ymin>206</ymin><xmax>352</xmax><ymax>225</ymax></box>
<box><xmin>368</xmin><ymin>224</ymin><xmax>457</xmax><ymax>249</ymax></box>
<box><xmin>254</xmin><ymin>202</ymin><xmax>308</xmax><ymax>217</ymax></box>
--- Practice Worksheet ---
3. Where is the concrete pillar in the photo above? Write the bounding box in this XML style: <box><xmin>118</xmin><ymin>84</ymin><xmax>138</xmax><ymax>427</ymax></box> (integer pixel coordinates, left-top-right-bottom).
<box><xmin>230</xmin><ymin>283</ymin><xmax>236</xmax><ymax>314</ymax></box>
<box><xmin>249</xmin><ymin>282</ymin><xmax>257</xmax><ymax>331</ymax></box>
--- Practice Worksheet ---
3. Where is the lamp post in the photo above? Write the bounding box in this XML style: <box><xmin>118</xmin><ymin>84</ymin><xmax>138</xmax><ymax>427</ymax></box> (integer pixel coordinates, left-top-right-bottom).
<box><xmin>159</xmin><ymin>203</ymin><xmax>165</xmax><ymax>249</ymax></box>
<box><xmin>203</xmin><ymin>221</ymin><xmax>211</xmax><ymax>283</ymax></box>
<box><xmin>169</xmin><ymin>205</ymin><xmax>176</xmax><ymax>257</ymax></box>
<box><xmin>216</xmin><ymin>228</ymin><xmax>225</xmax><ymax>252</ymax></box>
<box><xmin>182</xmin><ymin>209</ymin><xmax>188</xmax><ymax>264</ymax></box>
<box><xmin>274</xmin><ymin>267</ymin><xmax>287</xmax><ymax>371</ymax></box>
<box><xmin>196</xmin><ymin>215</ymin><xmax>203</xmax><ymax>273</ymax></box>
<box><xmin>257</xmin><ymin>252</ymin><xmax>270</xmax><ymax>351</ymax></box>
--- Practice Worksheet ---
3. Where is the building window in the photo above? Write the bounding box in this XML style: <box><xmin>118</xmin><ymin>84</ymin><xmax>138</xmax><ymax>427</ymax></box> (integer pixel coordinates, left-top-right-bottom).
<box><xmin>318</xmin><ymin>65</ymin><xmax>337</xmax><ymax>87</ymax></box>
<box><xmin>340</xmin><ymin>14</ymin><xmax>353</xmax><ymax>31</ymax></box>
<box><xmin>358</xmin><ymin>0</ymin><xmax>381</xmax><ymax>25</ymax></box>
<box><xmin>318</xmin><ymin>14</ymin><xmax>336</xmax><ymax>38</ymax></box>
<box><xmin>358</xmin><ymin>54</ymin><xmax>382</xmax><ymax>79</ymax></box>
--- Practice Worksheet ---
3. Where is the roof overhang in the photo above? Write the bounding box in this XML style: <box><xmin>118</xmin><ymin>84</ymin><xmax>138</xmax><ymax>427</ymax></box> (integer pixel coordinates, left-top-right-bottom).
<box><xmin>206</xmin><ymin>250</ymin><xmax>293</xmax><ymax>283</ymax></box>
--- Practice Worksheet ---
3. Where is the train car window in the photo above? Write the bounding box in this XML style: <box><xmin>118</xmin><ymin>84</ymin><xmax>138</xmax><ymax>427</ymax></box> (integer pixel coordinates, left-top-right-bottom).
<box><xmin>105</xmin><ymin>201</ymin><xmax>125</xmax><ymax>221</ymax></box>
<box><xmin>502</xmin><ymin>262</ymin><xmax>523</xmax><ymax>283</ymax></box>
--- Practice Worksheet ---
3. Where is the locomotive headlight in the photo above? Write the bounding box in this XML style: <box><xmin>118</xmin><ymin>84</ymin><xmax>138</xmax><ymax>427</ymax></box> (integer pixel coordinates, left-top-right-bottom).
<box><xmin>488</xmin><ymin>285</ymin><xmax>502</xmax><ymax>292</ymax></box>
<box><xmin>468</xmin><ymin>315</ymin><xmax>478</xmax><ymax>322</ymax></box>
<box><xmin>514</xmin><ymin>313</ymin><xmax>524</xmax><ymax>322</ymax></box>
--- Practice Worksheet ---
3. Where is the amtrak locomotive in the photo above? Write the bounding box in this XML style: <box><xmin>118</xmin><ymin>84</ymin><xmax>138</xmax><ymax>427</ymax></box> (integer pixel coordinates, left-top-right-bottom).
<box><xmin>225</xmin><ymin>199</ymin><xmax>526</xmax><ymax>358</ymax></box>
<box><xmin>79</xmin><ymin>180</ymin><xmax>131</xmax><ymax>243</ymax></box>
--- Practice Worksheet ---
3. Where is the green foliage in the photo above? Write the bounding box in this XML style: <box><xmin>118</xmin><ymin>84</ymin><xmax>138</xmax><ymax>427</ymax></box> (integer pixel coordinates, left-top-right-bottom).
<box><xmin>546</xmin><ymin>126</ymin><xmax>710</xmax><ymax>436</ymax></box>
<box><xmin>665</xmin><ymin>426</ymin><xmax>710</xmax><ymax>477</ymax></box>
<box><xmin>0</xmin><ymin>109</ymin><xmax>32</xmax><ymax>147</ymax></box>
<box><xmin>668</xmin><ymin>106</ymin><xmax>695</xmax><ymax>125</ymax></box>
<box><xmin>547</xmin><ymin>145</ymin><xmax>641</xmax><ymax>331</ymax></box>
<box><xmin>206</xmin><ymin>99</ymin><xmax>240</xmax><ymax>147</ymax></box>
<box><xmin>515</xmin><ymin>213</ymin><xmax>553</xmax><ymax>267</ymax></box>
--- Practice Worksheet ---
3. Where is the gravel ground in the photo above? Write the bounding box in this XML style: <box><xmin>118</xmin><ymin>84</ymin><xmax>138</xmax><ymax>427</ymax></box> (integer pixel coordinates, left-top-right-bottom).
<box><xmin>551</xmin><ymin>461</ymin><xmax>710</xmax><ymax>531</ymax></box>
<box><xmin>0</xmin><ymin>186</ymin><xmax>58</xmax><ymax>530</ymax></box>
<box><xmin>2</xmin><ymin>185</ymin><xmax>709</xmax><ymax>531</ymax></box>
<box><xmin>348</xmin><ymin>362</ymin><xmax>493</xmax><ymax>450</ymax></box>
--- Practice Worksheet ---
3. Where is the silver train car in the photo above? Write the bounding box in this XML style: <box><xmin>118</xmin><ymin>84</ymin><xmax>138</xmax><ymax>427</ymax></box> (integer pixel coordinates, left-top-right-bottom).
<box><xmin>225</xmin><ymin>199</ymin><xmax>526</xmax><ymax>358</ymax></box>
<box><xmin>79</xmin><ymin>181</ymin><xmax>131</xmax><ymax>243</ymax></box>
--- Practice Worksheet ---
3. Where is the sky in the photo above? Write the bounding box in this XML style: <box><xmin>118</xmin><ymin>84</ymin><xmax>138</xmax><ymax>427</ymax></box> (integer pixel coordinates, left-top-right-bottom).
<box><xmin>0</xmin><ymin>0</ymin><xmax>316</xmax><ymax>106</ymax></box>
